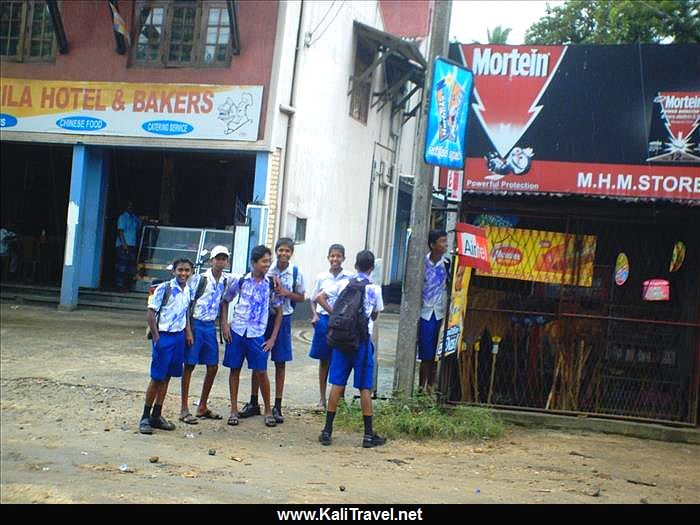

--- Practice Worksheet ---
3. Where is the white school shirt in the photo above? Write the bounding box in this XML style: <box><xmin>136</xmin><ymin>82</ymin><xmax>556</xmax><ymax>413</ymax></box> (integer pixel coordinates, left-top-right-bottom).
<box><xmin>267</xmin><ymin>262</ymin><xmax>306</xmax><ymax>317</ymax></box>
<box><xmin>223</xmin><ymin>273</ymin><xmax>284</xmax><ymax>338</ymax></box>
<box><xmin>116</xmin><ymin>211</ymin><xmax>141</xmax><ymax>247</ymax></box>
<box><xmin>189</xmin><ymin>269</ymin><xmax>230</xmax><ymax>322</ymax></box>
<box><xmin>148</xmin><ymin>278</ymin><xmax>191</xmax><ymax>332</ymax></box>
<box><xmin>311</xmin><ymin>269</ymin><xmax>353</xmax><ymax>315</ymax></box>
<box><xmin>420</xmin><ymin>253</ymin><xmax>449</xmax><ymax>321</ymax></box>
<box><xmin>330</xmin><ymin>272</ymin><xmax>384</xmax><ymax>336</ymax></box>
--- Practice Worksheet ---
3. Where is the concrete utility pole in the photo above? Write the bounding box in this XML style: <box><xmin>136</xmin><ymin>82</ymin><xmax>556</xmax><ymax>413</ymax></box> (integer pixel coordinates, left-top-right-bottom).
<box><xmin>393</xmin><ymin>0</ymin><xmax>453</xmax><ymax>396</ymax></box>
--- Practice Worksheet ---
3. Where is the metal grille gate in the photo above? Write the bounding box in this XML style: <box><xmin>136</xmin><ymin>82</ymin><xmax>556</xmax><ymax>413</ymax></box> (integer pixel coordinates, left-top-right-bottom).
<box><xmin>444</xmin><ymin>200</ymin><xmax>700</xmax><ymax>425</ymax></box>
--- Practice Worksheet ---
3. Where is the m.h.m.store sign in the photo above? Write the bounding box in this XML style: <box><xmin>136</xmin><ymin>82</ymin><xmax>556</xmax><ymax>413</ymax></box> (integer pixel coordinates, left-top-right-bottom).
<box><xmin>446</xmin><ymin>43</ymin><xmax>700</xmax><ymax>202</ymax></box>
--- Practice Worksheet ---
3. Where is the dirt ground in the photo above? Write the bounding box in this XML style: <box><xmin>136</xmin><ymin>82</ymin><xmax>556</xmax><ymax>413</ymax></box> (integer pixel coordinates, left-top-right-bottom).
<box><xmin>1</xmin><ymin>303</ymin><xmax>699</xmax><ymax>504</ymax></box>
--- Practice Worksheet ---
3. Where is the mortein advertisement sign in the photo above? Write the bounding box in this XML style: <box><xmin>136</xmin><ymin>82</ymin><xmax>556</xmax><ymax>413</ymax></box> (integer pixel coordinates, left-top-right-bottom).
<box><xmin>443</xmin><ymin>43</ymin><xmax>700</xmax><ymax>201</ymax></box>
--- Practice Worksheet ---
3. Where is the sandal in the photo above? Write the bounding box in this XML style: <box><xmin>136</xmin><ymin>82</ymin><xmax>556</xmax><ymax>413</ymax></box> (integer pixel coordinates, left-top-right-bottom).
<box><xmin>227</xmin><ymin>414</ymin><xmax>239</xmax><ymax>426</ymax></box>
<box><xmin>264</xmin><ymin>415</ymin><xmax>277</xmax><ymax>427</ymax></box>
<box><xmin>196</xmin><ymin>409</ymin><xmax>222</xmax><ymax>420</ymax></box>
<box><xmin>179</xmin><ymin>413</ymin><xmax>199</xmax><ymax>425</ymax></box>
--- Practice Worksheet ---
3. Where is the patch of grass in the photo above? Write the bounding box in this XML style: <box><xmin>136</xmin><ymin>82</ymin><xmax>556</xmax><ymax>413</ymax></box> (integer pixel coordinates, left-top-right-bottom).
<box><xmin>332</xmin><ymin>394</ymin><xmax>505</xmax><ymax>441</ymax></box>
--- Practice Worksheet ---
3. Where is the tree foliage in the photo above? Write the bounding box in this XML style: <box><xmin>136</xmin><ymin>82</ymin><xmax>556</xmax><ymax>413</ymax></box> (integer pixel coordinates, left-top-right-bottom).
<box><xmin>487</xmin><ymin>25</ymin><xmax>512</xmax><ymax>44</ymax></box>
<box><xmin>525</xmin><ymin>0</ymin><xmax>700</xmax><ymax>44</ymax></box>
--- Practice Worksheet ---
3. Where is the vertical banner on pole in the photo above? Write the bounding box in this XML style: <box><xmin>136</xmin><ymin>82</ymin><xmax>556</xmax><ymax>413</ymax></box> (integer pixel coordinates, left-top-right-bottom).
<box><xmin>437</xmin><ymin>257</ymin><xmax>473</xmax><ymax>358</ymax></box>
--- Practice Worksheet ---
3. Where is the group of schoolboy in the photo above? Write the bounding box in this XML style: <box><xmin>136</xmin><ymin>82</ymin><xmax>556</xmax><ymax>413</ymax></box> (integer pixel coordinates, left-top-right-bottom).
<box><xmin>139</xmin><ymin>229</ymin><xmax>450</xmax><ymax>448</ymax></box>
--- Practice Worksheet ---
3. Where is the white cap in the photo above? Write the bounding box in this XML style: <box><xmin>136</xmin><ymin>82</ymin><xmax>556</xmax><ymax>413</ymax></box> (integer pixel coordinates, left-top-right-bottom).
<box><xmin>210</xmin><ymin>245</ymin><xmax>230</xmax><ymax>259</ymax></box>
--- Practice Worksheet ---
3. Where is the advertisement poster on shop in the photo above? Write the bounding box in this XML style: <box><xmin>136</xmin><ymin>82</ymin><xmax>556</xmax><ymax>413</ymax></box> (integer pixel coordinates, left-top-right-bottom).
<box><xmin>447</xmin><ymin>43</ymin><xmax>700</xmax><ymax>201</ymax></box>
<box><xmin>479</xmin><ymin>226</ymin><xmax>597</xmax><ymax>287</ymax></box>
<box><xmin>0</xmin><ymin>78</ymin><xmax>263</xmax><ymax>141</ymax></box>
<box><xmin>424</xmin><ymin>57</ymin><xmax>474</xmax><ymax>169</ymax></box>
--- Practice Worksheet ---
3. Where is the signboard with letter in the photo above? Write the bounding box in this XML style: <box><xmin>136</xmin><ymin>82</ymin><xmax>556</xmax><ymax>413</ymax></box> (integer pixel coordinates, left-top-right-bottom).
<box><xmin>0</xmin><ymin>78</ymin><xmax>263</xmax><ymax>142</ymax></box>
<box><xmin>455</xmin><ymin>223</ymin><xmax>490</xmax><ymax>272</ymax></box>
<box><xmin>424</xmin><ymin>57</ymin><xmax>474</xmax><ymax>169</ymax></box>
<box><xmin>448</xmin><ymin>43</ymin><xmax>700</xmax><ymax>201</ymax></box>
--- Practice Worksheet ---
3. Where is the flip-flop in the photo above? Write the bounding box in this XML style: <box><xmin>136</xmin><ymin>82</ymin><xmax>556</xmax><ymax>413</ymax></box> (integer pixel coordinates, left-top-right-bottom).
<box><xmin>264</xmin><ymin>415</ymin><xmax>277</xmax><ymax>427</ymax></box>
<box><xmin>227</xmin><ymin>414</ymin><xmax>239</xmax><ymax>426</ymax></box>
<box><xmin>197</xmin><ymin>409</ymin><xmax>222</xmax><ymax>420</ymax></box>
<box><xmin>179</xmin><ymin>413</ymin><xmax>199</xmax><ymax>425</ymax></box>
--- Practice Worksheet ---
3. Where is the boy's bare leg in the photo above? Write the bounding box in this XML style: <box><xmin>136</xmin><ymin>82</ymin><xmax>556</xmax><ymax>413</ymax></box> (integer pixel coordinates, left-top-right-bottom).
<box><xmin>181</xmin><ymin>364</ymin><xmax>195</xmax><ymax>416</ymax></box>
<box><xmin>196</xmin><ymin>365</ymin><xmax>218</xmax><ymax>415</ymax></box>
<box><xmin>257</xmin><ymin>370</ymin><xmax>272</xmax><ymax>416</ymax></box>
<box><xmin>326</xmin><ymin>384</ymin><xmax>345</xmax><ymax>412</ymax></box>
<box><xmin>250</xmin><ymin>373</ymin><xmax>260</xmax><ymax>400</ymax></box>
<box><xmin>156</xmin><ymin>377</ymin><xmax>170</xmax><ymax>405</ymax></box>
<box><xmin>360</xmin><ymin>388</ymin><xmax>373</xmax><ymax>416</ymax></box>
<box><xmin>228</xmin><ymin>368</ymin><xmax>241</xmax><ymax>417</ymax></box>
<box><xmin>318</xmin><ymin>360</ymin><xmax>330</xmax><ymax>407</ymax></box>
<box><xmin>144</xmin><ymin>379</ymin><xmax>162</xmax><ymax>407</ymax></box>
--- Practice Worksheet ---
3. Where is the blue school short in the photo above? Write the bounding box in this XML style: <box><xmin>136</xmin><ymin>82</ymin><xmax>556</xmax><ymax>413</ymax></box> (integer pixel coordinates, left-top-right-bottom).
<box><xmin>418</xmin><ymin>314</ymin><xmax>442</xmax><ymax>361</ymax></box>
<box><xmin>150</xmin><ymin>331</ymin><xmax>185</xmax><ymax>381</ymax></box>
<box><xmin>185</xmin><ymin>319</ymin><xmax>219</xmax><ymax>366</ymax></box>
<box><xmin>223</xmin><ymin>331</ymin><xmax>269</xmax><ymax>371</ymax></box>
<box><xmin>329</xmin><ymin>340</ymin><xmax>375</xmax><ymax>390</ymax></box>
<box><xmin>309</xmin><ymin>314</ymin><xmax>332</xmax><ymax>361</ymax></box>
<box><xmin>264</xmin><ymin>314</ymin><xmax>293</xmax><ymax>363</ymax></box>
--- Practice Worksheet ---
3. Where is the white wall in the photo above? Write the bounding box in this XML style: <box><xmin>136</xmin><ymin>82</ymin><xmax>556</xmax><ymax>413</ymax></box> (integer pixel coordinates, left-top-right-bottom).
<box><xmin>265</xmin><ymin>0</ymin><xmax>427</xmax><ymax>293</ymax></box>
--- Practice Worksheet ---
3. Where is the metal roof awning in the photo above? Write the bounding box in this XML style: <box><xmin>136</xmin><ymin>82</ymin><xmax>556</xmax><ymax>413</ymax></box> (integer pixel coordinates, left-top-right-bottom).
<box><xmin>348</xmin><ymin>21</ymin><xmax>426</xmax><ymax>125</ymax></box>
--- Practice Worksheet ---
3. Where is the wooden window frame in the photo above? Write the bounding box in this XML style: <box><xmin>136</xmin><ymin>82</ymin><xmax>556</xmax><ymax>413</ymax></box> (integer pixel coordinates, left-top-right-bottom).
<box><xmin>0</xmin><ymin>0</ymin><xmax>56</xmax><ymax>63</ymax></box>
<box><xmin>131</xmin><ymin>0</ymin><xmax>234</xmax><ymax>69</ymax></box>
<box><xmin>349</xmin><ymin>39</ymin><xmax>375</xmax><ymax>125</ymax></box>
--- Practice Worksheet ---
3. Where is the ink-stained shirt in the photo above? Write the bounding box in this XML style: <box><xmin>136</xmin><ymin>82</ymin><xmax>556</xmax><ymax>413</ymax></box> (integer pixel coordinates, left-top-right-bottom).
<box><xmin>420</xmin><ymin>253</ymin><xmax>449</xmax><ymax>321</ymax></box>
<box><xmin>310</xmin><ymin>269</ymin><xmax>353</xmax><ymax>315</ymax></box>
<box><xmin>331</xmin><ymin>272</ymin><xmax>385</xmax><ymax>336</ymax></box>
<box><xmin>116</xmin><ymin>211</ymin><xmax>141</xmax><ymax>247</ymax></box>
<box><xmin>267</xmin><ymin>262</ymin><xmax>306</xmax><ymax>317</ymax></box>
<box><xmin>189</xmin><ymin>269</ymin><xmax>230</xmax><ymax>322</ymax></box>
<box><xmin>148</xmin><ymin>278</ymin><xmax>191</xmax><ymax>332</ymax></box>
<box><xmin>223</xmin><ymin>273</ymin><xmax>284</xmax><ymax>338</ymax></box>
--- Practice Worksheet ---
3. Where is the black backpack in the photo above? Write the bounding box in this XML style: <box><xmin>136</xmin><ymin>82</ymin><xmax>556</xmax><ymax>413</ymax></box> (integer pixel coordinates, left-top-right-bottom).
<box><xmin>326</xmin><ymin>278</ymin><xmax>370</xmax><ymax>353</ymax></box>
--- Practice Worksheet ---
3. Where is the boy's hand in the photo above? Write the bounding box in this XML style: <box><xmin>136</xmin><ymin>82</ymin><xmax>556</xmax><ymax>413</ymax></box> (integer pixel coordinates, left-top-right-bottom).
<box><xmin>311</xmin><ymin>313</ymin><xmax>319</xmax><ymax>326</ymax></box>
<box><xmin>152</xmin><ymin>333</ymin><xmax>160</xmax><ymax>345</ymax></box>
<box><xmin>262</xmin><ymin>338</ymin><xmax>275</xmax><ymax>352</ymax></box>
<box><xmin>185</xmin><ymin>328</ymin><xmax>194</xmax><ymax>347</ymax></box>
<box><xmin>222</xmin><ymin>324</ymin><xmax>232</xmax><ymax>343</ymax></box>
<box><xmin>273</xmin><ymin>276</ymin><xmax>291</xmax><ymax>297</ymax></box>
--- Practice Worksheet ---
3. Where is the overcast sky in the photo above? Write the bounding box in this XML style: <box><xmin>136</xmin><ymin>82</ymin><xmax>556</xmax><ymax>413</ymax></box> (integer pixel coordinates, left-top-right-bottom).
<box><xmin>449</xmin><ymin>0</ymin><xmax>566</xmax><ymax>45</ymax></box>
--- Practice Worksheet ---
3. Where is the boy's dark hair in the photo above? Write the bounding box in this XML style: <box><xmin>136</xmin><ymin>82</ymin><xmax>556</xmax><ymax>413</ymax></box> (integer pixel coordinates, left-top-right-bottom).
<box><xmin>172</xmin><ymin>257</ymin><xmax>194</xmax><ymax>270</ymax></box>
<box><xmin>251</xmin><ymin>245</ymin><xmax>272</xmax><ymax>263</ymax></box>
<box><xmin>355</xmin><ymin>250</ymin><xmax>375</xmax><ymax>273</ymax></box>
<box><xmin>428</xmin><ymin>229</ymin><xmax>447</xmax><ymax>248</ymax></box>
<box><xmin>328</xmin><ymin>244</ymin><xmax>345</xmax><ymax>256</ymax></box>
<box><xmin>275</xmin><ymin>237</ymin><xmax>295</xmax><ymax>252</ymax></box>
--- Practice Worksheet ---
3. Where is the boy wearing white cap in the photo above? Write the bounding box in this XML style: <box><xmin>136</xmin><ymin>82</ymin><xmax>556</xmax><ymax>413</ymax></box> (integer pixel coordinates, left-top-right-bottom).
<box><xmin>179</xmin><ymin>245</ymin><xmax>231</xmax><ymax>424</ymax></box>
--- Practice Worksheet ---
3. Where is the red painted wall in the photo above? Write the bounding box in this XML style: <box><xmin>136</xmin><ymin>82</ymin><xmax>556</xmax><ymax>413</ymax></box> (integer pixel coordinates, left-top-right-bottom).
<box><xmin>1</xmin><ymin>0</ymin><xmax>279</xmax><ymax>138</ymax></box>
<box><xmin>379</xmin><ymin>0</ymin><xmax>432</xmax><ymax>39</ymax></box>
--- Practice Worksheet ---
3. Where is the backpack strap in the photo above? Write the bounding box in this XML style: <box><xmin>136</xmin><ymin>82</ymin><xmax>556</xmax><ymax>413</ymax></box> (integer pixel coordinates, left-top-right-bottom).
<box><xmin>443</xmin><ymin>257</ymin><xmax>452</xmax><ymax>290</ymax></box>
<box><xmin>290</xmin><ymin>266</ymin><xmax>298</xmax><ymax>310</ymax></box>
<box><xmin>155</xmin><ymin>282</ymin><xmax>172</xmax><ymax>330</ymax></box>
<box><xmin>188</xmin><ymin>275</ymin><xmax>208</xmax><ymax>321</ymax></box>
<box><xmin>268</xmin><ymin>276</ymin><xmax>277</xmax><ymax>315</ymax></box>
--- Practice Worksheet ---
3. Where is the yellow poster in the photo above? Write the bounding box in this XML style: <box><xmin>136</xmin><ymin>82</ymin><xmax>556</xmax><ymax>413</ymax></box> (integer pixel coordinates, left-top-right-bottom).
<box><xmin>479</xmin><ymin>227</ymin><xmax>596</xmax><ymax>287</ymax></box>
<box><xmin>437</xmin><ymin>258</ymin><xmax>472</xmax><ymax>357</ymax></box>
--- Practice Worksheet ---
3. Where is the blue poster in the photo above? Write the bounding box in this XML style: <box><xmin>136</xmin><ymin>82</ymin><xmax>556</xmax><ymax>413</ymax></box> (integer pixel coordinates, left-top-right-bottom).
<box><xmin>424</xmin><ymin>57</ymin><xmax>473</xmax><ymax>169</ymax></box>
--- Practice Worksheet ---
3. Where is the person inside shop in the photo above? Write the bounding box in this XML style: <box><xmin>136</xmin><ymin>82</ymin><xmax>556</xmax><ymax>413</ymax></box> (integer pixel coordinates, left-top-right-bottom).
<box><xmin>115</xmin><ymin>201</ymin><xmax>142</xmax><ymax>292</ymax></box>
<box><xmin>417</xmin><ymin>229</ymin><xmax>450</xmax><ymax>393</ymax></box>
<box><xmin>0</xmin><ymin>221</ymin><xmax>20</xmax><ymax>281</ymax></box>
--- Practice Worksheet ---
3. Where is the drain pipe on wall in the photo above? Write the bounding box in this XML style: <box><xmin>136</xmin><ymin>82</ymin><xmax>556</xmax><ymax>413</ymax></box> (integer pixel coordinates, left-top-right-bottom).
<box><xmin>278</xmin><ymin>1</ymin><xmax>307</xmax><ymax>239</ymax></box>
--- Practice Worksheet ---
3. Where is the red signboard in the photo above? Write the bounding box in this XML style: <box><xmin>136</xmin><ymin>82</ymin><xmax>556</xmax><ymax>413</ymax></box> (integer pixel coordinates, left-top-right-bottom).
<box><xmin>450</xmin><ymin>43</ymin><xmax>700</xmax><ymax>202</ymax></box>
<box><xmin>455</xmin><ymin>223</ymin><xmax>490</xmax><ymax>272</ymax></box>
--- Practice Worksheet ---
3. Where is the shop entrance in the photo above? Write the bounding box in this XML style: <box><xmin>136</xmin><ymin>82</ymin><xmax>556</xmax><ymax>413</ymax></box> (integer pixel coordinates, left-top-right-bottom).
<box><xmin>445</xmin><ymin>196</ymin><xmax>700</xmax><ymax>425</ymax></box>
<box><xmin>0</xmin><ymin>141</ymin><xmax>72</xmax><ymax>285</ymax></box>
<box><xmin>102</xmin><ymin>148</ymin><xmax>254</xmax><ymax>290</ymax></box>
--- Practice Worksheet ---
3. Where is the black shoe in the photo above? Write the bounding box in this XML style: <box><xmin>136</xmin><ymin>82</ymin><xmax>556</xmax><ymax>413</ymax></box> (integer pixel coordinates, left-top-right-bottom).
<box><xmin>319</xmin><ymin>430</ymin><xmax>332</xmax><ymax>446</ymax></box>
<box><xmin>149</xmin><ymin>416</ymin><xmax>176</xmax><ymax>431</ymax></box>
<box><xmin>272</xmin><ymin>406</ymin><xmax>284</xmax><ymax>424</ymax></box>
<box><xmin>239</xmin><ymin>402</ymin><xmax>261</xmax><ymax>418</ymax></box>
<box><xmin>362</xmin><ymin>432</ymin><xmax>386</xmax><ymax>448</ymax></box>
<box><xmin>139</xmin><ymin>418</ymin><xmax>153</xmax><ymax>435</ymax></box>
